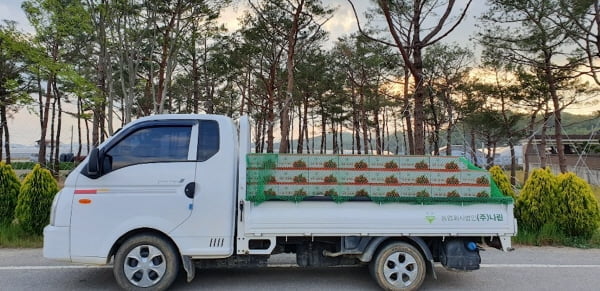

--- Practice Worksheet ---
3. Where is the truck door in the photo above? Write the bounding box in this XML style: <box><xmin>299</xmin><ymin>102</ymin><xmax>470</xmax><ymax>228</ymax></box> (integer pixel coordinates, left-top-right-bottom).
<box><xmin>70</xmin><ymin>120</ymin><xmax>199</xmax><ymax>259</ymax></box>
<box><xmin>168</xmin><ymin>119</ymin><xmax>237</xmax><ymax>258</ymax></box>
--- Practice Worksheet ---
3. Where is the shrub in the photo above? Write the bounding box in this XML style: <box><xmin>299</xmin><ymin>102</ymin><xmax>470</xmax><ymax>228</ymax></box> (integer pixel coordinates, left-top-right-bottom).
<box><xmin>489</xmin><ymin>166</ymin><xmax>516</xmax><ymax>198</ymax></box>
<box><xmin>0</xmin><ymin>162</ymin><xmax>21</xmax><ymax>225</ymax></box>
<box><xmin>515</xmin><ymin>168</ymin><xmax>565</xmax><ymax>232</ymax></box>
<box><xmin>557</xmin><ymin>172</ymin><xmax>600</xmax><ymax>238</ymax></box>
<box><xmin>14</xmin><ymin>164</ymin><xmax>58</xmax><ymax>235</ymax></box>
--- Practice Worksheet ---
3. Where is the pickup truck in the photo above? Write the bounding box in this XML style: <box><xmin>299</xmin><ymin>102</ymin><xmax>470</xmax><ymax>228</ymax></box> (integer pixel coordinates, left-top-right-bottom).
<box><xmin>43</xmin><ymin>114</ymin><xmax>517</xmax><ymax>291</ymax></box>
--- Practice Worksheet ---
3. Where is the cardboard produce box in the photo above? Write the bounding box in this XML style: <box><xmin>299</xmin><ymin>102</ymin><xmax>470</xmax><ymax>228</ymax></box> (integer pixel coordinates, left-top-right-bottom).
<box><xmin>247</xmin><ymin>184</ymin><xmax>278</xmax><ymax>197</ymax></box>
<box><xmin>338</xmin><ymin>184</ymin><xmax>371</xmax><ymax>197</ymax></box>
<box><xmin>431</xmin><ymin>185</ymin><xmax>461</xmax><ymax>198</ymax></box>
<box><xmin>399</xmin><ymin>171</ymin><xmax>431</xmax><ymax>184</ymax></box>
<box><xmin>277</xmin><ymin>154</ymin><xmax>310</xmax><ymax>168</ymax></box>
<box><xmin>309</xmin><ymin>155</ymin><xmax>339</xmax><ymax>169</ymax></box>
<box><xmin>429</xmin><ymin>156</ymin><xmax>467</xmax><ymax>170</ymax></box>
<box><xmin>429</xmin><ymin>172</ymin><xmax>461</xmax><ymax>185</ymax></box>
<box><xmin>398</xmin><ymin>156</ymin><xmax>429</xmax><ymax>170</ymax></box>
<box><xmin>278</xmin><ymin>184</ymin><xmax>311</xmax><ymax>197</ymax></box>
<box><xmin>461</xmin><ymin>171</ymin><xmax>491</xmax><ymax>185</ymax></box>
<box><xmin>369</xmin><ymin>156</ymin><xmax>400</xmax><ymax>169</ymax></box>
<box><xmin>459</xmin><ymin>186</ymin><xmax>492</xmax><ymax>198</ymax></box>
<box><xmin>267</xmin><ymin>170</ymin><xmax>308</xmax><ymax>183</ymax></box>
<box><xmin>371</xmin><ymin>185</ymin><xmax>401</xmax><ymax>197</ymax></box>
<box><xmin>399</xmin><ymin>185</ymin><xmax>432</xmax><ymax>197</ymax></box>
<box><xmin>247</xmin><ymin>154</ymin><xmax>277</xmax><ymax>169</ymax></box>
<box><xmin>339</xmin><ymin>156</ymin><xmax>370</xmax><ymax>169</ymax></box>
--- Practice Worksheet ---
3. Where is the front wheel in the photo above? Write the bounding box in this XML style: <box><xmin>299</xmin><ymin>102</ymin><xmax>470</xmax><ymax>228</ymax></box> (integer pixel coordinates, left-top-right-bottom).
<box><xmin>113</xmin><ymin>234</ymin><xmax>180</xmax><ymax>291</ymax></box>
<box><xmin>370</xmin><ymin>242</ymin><xmax>426</xmax><ymax>291</ymax></box>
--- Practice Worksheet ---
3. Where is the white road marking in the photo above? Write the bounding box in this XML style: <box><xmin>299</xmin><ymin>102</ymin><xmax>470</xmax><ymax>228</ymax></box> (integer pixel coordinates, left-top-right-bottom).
<box><xmin>1</xmin><ymin>263</ymin><xmax>600</xmax><ymax>271</ymax></box>
<box><xmin>480</xmin><ymin>264</ymin><xmax>600</xmax><ymax>268</ymax></box>
<box><xmin>0</xmin><ymin>265</ymin><xmax>111</xmax><ymax>270</ymax></box>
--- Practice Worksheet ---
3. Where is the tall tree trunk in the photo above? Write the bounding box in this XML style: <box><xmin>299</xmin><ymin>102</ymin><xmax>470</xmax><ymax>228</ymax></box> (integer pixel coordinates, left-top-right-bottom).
<box><xmin>359</xmin><ymin>92</ymin><xmax>369</xmax><ymax>154</ymax></box>
<box><xmin>331</xmin><ymin>117</ymin><xmax>338</xmax><ymax>154</ymax></box>
<box><xmin>470</xmin><ymin>131</ymin><xmax>478</xmax><ymax>167</ymax></box>
<box><xmin>540</xmin><ymin>111</ymin><xmax>550</xmax><ymax>169</ymax></box>
<box><xmin>402</xmin><ymin>72</ymin><xmax>414</xmax><ymax>154</ymax></box>
<box><xmin>394</xmin><ymin>114</ymin><xmax>400</xmax><ymax>154</ymax></box>
<box><xmin>428</xmin><ymin>85</ymin><xmax>440</xmax><ymax>155</ymax></box>
<box><xmin>508</xmin><ymin>140</ymin><xmax>516</xmax><ymax>185</ymax></box>
<box><xmin>523</xmin><ymin>108</ymin><xmax>540</xmax><ymax>182</ymax></box>
<box><xmin>77</xmin><ymin>96</ymin><xmax>82</xmax><ymax>159</ymax></box>
<box><xmin>352</xmin><ymin>89</ymin><xmax>361</xmax><ymax>154</ymax></box>
<box><xmin>279</xmin><ymin>0</ymin><xmax>305</xmax><ymax>154</ymax></box>
<box><xmin>39</xmin><ymin>73</ymin><xmax>53</xmax><ymax>166</ymax></box>
<box><xmin>339</xmin><ymin>121</ymin><xmax>344</xmax><ymax>154</ymax></box>
<box><xmin>374</xmin><ymin>109</ymin><xmax>382</xmax><ymax>154</ymax></box>
<box><xmin>545</xmin><ymin>55</ymin><xmax>567</xmax><ymax>173</ymax></box>
<box><xmin>320</xmin><ymin>106</ymin><xmax>326</xmax><ymax>154</ymax></box>
<box><xmin>412</xmin><ymin>49</ymin><xmax>426</xmax><ymax>155</ymax></box>
<box><xmin>1</xmin><ymin>106</ymin><xmax>9</xmax><ymax>163</ymax></box>
<box><xmin>0</xmin><ymin>106</ymin><xmax>3</xmax><ymax>162</ymax></box>
<box><xmin>53</xmin><ymin>81</ymin><xmax>62</xmax><ymax>178</ymax></box>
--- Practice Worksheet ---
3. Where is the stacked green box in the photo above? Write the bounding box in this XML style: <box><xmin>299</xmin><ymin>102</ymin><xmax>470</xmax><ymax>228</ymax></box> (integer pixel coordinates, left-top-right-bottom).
<box><xmin>245</xmin><ymin>154</ymin><xmax>512</xmax><ymax>205</ymax></box>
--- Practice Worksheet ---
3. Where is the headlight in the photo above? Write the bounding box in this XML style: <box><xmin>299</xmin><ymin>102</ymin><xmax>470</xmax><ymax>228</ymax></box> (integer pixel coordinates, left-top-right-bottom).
<box><xmin>49</xmin><ymin>190</ymin><xmax>61</xmax><ymax>226</ymax></box>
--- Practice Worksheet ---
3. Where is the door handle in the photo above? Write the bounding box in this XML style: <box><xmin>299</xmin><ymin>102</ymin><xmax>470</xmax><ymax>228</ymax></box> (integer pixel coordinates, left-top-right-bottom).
<box><xmin>184</xmin><ymin>182</ymin><xmax>195</xmax><ymax>199</ymax></box>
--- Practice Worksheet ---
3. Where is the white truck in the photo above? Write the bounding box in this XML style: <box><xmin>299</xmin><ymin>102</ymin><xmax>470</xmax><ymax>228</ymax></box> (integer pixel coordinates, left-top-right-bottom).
<box><xmin>43</xmin><ymin>114</ymin><xmax>517</xmax><ymax>291</ymax></box>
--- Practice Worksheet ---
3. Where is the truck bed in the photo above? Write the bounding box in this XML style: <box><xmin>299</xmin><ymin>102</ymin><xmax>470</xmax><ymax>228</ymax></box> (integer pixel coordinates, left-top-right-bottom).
<box><xmin>245</xmin><ymin>200</ymin><xmax>515</xmax><ymax>237</ymax></box>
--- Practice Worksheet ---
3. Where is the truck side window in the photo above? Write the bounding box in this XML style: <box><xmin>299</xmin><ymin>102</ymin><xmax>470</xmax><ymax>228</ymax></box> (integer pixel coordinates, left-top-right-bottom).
<box><xmin>197</xmin><ymin>120</ymin><xmax>219</xmax><ymax>162</ymax></box>
<box><xmin>106</xmin><ymin>126</ymin><xmax>192</xmax><ymax>171</ymax></box>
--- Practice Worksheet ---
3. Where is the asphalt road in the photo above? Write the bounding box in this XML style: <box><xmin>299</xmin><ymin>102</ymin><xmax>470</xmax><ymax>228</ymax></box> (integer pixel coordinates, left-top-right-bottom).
<box><xmin>1</xmin><ymin>246</ymin><xmax>600</xmax><ymax>290</ymax></box>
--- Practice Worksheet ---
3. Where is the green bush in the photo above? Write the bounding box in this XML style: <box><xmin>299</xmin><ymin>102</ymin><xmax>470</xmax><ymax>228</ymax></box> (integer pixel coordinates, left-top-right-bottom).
<box><xmin>0</xmin><ymin>162</ymin><xmax>21</xmax><ymax>225</ymax></box>
<box><xmin>14</xmin><ymin>164</ymin><xmax>58</xmax><ymax>235</ymax></box>
<box><xmin>489</xmin><ymin>166</ymin><xmax>516</xmax><ymax>198</ymax></box>
<box><xmin>557</xmin><ymin>172</ymin><xmax>600</xmax><ymax>238</ymax></box>
<box><xmin>515</xmin><ymin>168</ymin><xmax>566</xmax><ymax>232</ymax></box>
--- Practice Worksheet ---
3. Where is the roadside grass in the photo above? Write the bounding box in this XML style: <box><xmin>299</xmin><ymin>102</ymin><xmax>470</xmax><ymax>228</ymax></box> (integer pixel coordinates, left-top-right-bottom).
<box><xmin>514</xmin><ymin>226</ymin><xmax>600</xmax><ymax>248</ymax></box>
<box><xmin>0</xmin><ymin>224</ymin><xmax>43</xmax><ymax>248</ymax></box>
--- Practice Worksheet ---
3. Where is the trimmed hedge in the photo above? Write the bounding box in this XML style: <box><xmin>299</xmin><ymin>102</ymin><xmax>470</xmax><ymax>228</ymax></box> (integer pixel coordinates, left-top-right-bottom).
<box><xmin>14</xmin><ymin>164</ymin><xmax>59</xmax><ymax>235</ymax></box>
<box><xmin>0</xmin><ymin>162</ymin><xmax>21</xmax><ymax>225</ymax></box>
<box><xmin>557</xmin><ymin>172</ymin><xmax>600</xmax><ymax>238</ymax></box>
<box><xmin>489</xmin><ymin>166</ymin><xmax>516</xmax><ymax>198</ymax></box>
<box><xmin>515</xmin><ymin>168</ymin><xmax>565</xmax><ymax>232</ymax></box>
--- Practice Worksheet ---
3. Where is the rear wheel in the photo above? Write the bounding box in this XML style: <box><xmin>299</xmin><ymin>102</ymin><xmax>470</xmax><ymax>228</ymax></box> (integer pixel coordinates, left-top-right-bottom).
<box><xmin>370</xmin><ymin>242</ymin><xmax>426</xmax><ymax>291</ymax></box>
<box><xmin>113</xmin><ymin>234</ymin><xmax>180</xmax><ymax>291</ymax></box>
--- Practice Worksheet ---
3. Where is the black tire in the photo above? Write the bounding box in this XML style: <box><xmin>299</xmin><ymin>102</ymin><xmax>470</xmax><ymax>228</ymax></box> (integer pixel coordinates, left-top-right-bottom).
<box><xmin>113</xmin><ymin>234</ymin><xmax>180</xmax><ymax>291</ymax></box>
<box><xmin>370</xmin><ymin>242</ymin><xmax>426</xmax><ymax>291</ymax></box>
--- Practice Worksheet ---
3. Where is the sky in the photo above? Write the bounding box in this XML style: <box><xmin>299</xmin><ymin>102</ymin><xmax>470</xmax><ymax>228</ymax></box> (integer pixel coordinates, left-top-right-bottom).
<box><xmin>0</xmin><ymin>0</ymin><xmax>598</xmax><ymax>145</ymax></box>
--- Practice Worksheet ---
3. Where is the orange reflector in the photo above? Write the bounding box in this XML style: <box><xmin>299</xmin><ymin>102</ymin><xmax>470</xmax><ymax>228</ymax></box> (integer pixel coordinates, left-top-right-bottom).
<box><xmin>79</xmin><ymin>199</ymin><xmax>92</xmax><ymax>204</ymax></box>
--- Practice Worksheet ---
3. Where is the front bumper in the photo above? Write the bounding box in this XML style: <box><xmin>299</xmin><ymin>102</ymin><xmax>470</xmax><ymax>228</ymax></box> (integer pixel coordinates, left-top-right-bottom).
<box><xmin>43</xmin><ymin>225</ymin><xmax>70</xmax><ymax>262</ymax></box>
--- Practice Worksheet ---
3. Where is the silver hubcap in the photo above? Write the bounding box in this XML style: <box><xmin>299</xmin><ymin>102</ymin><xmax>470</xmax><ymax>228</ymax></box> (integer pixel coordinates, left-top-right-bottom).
<box><xmin>383</xmin><ymin>251</ymin><xmax>419</xmax><ymax>287</ymax></box>
<box><xmin>123</xmin><ymin>245</ymin><xmax>167</xmax><ymax>287</ymax></box>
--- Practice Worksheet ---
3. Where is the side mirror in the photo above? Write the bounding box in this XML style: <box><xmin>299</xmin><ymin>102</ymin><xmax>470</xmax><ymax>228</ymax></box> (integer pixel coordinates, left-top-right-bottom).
<box><xmin>87</xmin><ymin>148</ymin><xmax>101</xmax><ymax>176</ymax></box>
